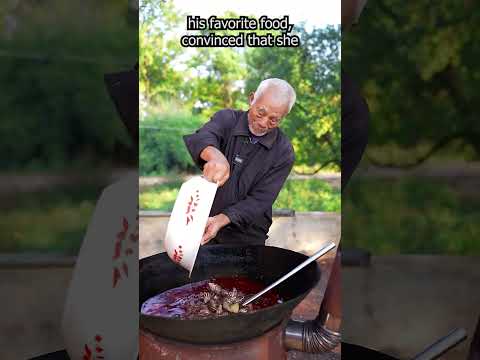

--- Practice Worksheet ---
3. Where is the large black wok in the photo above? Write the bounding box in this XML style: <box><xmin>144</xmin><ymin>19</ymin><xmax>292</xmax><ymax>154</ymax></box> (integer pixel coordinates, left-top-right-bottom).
<box><xmin>140</xmin><ymin>244</ymin><xmax>321</xmax><ymax>344</ymax></box>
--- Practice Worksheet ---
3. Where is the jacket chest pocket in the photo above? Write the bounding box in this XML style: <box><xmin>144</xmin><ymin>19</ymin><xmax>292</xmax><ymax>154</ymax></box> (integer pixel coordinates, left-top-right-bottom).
<box><xmin>235</xmin><ymin>150</ymin><xmax>266</xmax><ymax>200</ymax></box>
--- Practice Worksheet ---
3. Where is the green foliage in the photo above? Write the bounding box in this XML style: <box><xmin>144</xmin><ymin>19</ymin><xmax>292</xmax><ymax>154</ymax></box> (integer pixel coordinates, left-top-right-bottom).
<box><xmin>139</xmin><ymin>1</ymin><xmax>341</xmax><ymax>173</ymax></box>
<box><xmin>184</xmin><ymin>47</ymin><xmax>248</xmax><ymax>117</ymax></box>
<box><xmin>273</xmin><ymin>179</ymin><xmax>340</xmax><ymax>212</ymax></box>
<box><xmin>139</xmin><ymin>179</ymin><xmax>340</xmax><ymax>212</ymax></box>
<box><xmin>140</xmin><ymin>0</ymin><xmax>184</xmax><ymax>109</ymax></box>
<box><xmin>0</xmin><ymin>185</ymin><xmax>100</xmax><ymax>253</ymax></box>
<box><xmin>342</xmin><ymin>178</ymin><xmax>480</xmax><ymax>255</ymax></box>
<box><xmin>341</xmin><ymin>1</ymin><xmax>480</xmax><ymax>256</ymax></box>
<box><xmin>140</xmin><ymin>181</ymin><xmax>182</xmax><ymax>210</ymax></box>
<box><xmin>343</xmin><ymin>0</ymin><xmax>480</xmax><ymax>162</ymax></box>
<box><xmin>245</xmin><ymin>26</ymin><xmax>341</xmax><ymax>171</ymax></box>
<box><xmin>0</xmin><ymin>0</ymin><xmax>137</xmax><ymax>170</ymax></box>
<box><xmin>140</xmin><ymin>113</ymin><xmax>204</xmax><ymax>175</ymax></box>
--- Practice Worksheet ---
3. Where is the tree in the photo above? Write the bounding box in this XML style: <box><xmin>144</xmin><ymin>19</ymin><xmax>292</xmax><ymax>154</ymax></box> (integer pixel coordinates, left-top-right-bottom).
<box><xmin>0</xmin><ymin>0</ymin><xmax>137</xmax><ymax>170</ymax></box>
<box><xmin>139</xmin><ymin>0</ymin><xmax>185</xmax><ymax>111</ymax></box>
<box><xmin>183</xmin><ymin>47</ymin><xmax>247</xmax><ymax>118</ymax></box>
<box><xmin>246</xmin><ymin>25</ymin><xmax>341</xmax><ymax>172</ymax></box>
<box><xmin>343</xmin><ymin>0</ymin><xmax>480</xmax><ymax>167</ymax></box>
<box><xmin>139</xmin><ymin>2</ymin><xmax>341</xmax><ymax>173</ymax></box>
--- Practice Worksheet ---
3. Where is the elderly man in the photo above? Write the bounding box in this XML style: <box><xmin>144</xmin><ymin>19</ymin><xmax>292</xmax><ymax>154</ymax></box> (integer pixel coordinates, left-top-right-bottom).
<box><xmin>183</xmin><ymin>78</ymin><xmax>296</xmax><ymax>246</ymax></box>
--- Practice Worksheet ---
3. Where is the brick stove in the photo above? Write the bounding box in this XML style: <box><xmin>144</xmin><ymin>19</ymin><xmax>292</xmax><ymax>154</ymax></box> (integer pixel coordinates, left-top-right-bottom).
<box><xmin>139</xmin><ymin>246</ymin><xmax>340</xmax><ymax>360</ymax></box>
<box><xmin>139</xmin><ymin>260</ymin><xmax>340</xmax><ymax>360</ymax></box>
<box><xmin>139</xmin><ymin>319</ymin><xmax>288</xmax><ymax>360</ymax></box>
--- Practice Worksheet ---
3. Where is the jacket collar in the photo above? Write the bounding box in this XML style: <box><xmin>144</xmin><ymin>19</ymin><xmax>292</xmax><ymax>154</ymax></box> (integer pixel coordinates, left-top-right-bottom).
<box><xmin>232</xmin><ymin>110</ymin><xmax>278</xmax><ymax>149</ymax></box>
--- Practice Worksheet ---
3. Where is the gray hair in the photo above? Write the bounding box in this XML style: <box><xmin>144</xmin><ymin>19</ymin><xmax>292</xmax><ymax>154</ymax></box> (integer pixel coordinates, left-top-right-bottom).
<box><xmin>254</xmin><ymin>78</ymin><xmax>296</xmax><ymax>113</ymax></box>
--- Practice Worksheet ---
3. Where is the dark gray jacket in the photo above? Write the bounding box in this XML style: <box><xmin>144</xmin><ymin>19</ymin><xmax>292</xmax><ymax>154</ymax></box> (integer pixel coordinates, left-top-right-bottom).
<box><xmin>183</xmin><ymin>109</ymin><xmax>294</xmax><ymax>245</ymax></box>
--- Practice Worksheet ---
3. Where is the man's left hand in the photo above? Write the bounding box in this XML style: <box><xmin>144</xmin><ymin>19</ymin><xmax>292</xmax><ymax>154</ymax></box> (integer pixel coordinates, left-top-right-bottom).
<box><xmin>201</xmin><ymin>214</ymin><xmax>231</xmax><ymax>245</ymax></box>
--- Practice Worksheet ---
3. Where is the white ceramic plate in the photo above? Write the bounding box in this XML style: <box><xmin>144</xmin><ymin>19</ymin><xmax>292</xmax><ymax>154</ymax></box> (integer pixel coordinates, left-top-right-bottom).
<box><xmin>164</xmin><ymin>176</ymin><xmax>218</xmax><ymax>276</ymax></box>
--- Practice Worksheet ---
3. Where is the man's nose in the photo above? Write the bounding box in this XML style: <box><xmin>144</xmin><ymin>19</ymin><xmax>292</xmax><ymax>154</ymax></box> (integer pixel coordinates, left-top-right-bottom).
<box><xmin>258</xmin><ymin>117</ymin><xmax>269</xmax><ymax>127</ymax></box>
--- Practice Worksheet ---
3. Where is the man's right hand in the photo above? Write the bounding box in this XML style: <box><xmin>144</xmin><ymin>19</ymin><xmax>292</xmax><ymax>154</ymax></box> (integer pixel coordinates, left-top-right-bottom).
<box><xmin>200</xmin><ymin>146</ymin><xmax>230</xmax><ymax>186</ymax></box>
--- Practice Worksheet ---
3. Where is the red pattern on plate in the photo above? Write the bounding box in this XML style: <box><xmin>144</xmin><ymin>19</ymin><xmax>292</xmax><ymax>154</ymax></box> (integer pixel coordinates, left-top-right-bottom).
<box><xmin>172</xmin><ymin>245</ymin><xmax>184</xmax><ymax>263</ymax></box>
<box><xmin>83</xmin><ymin>334</ymin><xmax>104</xmax><ymax>359</ymax></box>
<box><xmin>185</xmin><ymin>190</ymin><xmax>200</xmax><ymax>225</ymax></box>
<box><xmin>112</xmin><ymin>206</ymin><xmax>139</xmax><ymax>288</ymax></box>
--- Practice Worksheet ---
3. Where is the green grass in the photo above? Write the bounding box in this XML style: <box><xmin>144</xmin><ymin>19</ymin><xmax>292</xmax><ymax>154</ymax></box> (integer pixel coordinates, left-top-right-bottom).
<box><xmin>273</xmin><ymin>179</ymin><xmax>340</xmax><ymax>212</ymax></box>
<box><xmin>5</xmin><ymin>176</ymin><xmax>478</xmax><ymax>255</ymax></box>
<box><xmin>139</xmin><ymin>179</ymin><xmax>341</xmax><ymax>212</ymax></box>
<box><xmin>0</xmin><ymin>185</ymin><xmax>101</xmax><ymax>253</ymax></box>
<box><xmin>139</xmin><ymin>181</ymin><xmax>183</xmax><ymax>211</ymax></box>
<box><xmin>342</xmin><ymin>178</ymin><xmax>480</xmax><ymax>255</ymax></box>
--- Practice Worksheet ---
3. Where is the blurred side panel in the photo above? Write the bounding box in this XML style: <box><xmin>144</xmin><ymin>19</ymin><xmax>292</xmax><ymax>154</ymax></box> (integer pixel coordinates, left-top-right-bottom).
<box><xmin>342</xmin><ymin>1</ymin><xmax>480</xmax><ymax>359</ymax></box>
<box><xmin>0</xmin><ymin>1</ymin><xmax>138</xmax><ymax>359</ymax></box>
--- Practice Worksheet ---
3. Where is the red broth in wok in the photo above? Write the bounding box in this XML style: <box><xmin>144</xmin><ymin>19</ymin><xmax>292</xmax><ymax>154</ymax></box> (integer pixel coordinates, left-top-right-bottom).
<box><xmin>141</xmin><ymin>276</ymin><xmax>283</xmax><ymax>320</ymax></box>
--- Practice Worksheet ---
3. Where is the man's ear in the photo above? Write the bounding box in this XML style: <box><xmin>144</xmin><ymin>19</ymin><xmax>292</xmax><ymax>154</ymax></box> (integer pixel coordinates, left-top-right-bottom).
<box><xmin>248</xmin><ymin>92</ymin><xmax>255</xmax><ymax>106</ymax></box>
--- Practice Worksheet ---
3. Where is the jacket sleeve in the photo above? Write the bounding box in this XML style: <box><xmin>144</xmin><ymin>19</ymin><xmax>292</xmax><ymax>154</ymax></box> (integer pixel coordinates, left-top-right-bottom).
<box><xmin>183</xmin><ymin>110</ymin><xmax>228</xmax><ymax>169</ymax></box>
<box><xmin>222</xmin><ymin>151</ymin><xmax>294</xmax><ymax>228</ymax></box>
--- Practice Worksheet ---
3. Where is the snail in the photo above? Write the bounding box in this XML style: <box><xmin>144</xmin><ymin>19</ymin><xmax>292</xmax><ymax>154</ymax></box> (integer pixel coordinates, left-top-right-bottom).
<box><xmin>194</xmin><ymin>282</ymin><xmax>254</xmax><ymax>317</ymax></box>
<box><xmin>200</xmin><ymin>291</ymin><xmax>211</xmax><ymax>304</ymax></box>
<box><xmin>208</xmin><ymin>282</ymin><xmax>223</xmax><ymax>295</ymax></box>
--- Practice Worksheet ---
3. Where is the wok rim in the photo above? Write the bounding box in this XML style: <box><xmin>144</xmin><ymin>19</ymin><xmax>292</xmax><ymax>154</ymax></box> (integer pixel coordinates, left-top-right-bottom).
<box><xmin>139</xmin><ymin>245</ymin><xmax>321</xmax><ymax>323</ymax></box>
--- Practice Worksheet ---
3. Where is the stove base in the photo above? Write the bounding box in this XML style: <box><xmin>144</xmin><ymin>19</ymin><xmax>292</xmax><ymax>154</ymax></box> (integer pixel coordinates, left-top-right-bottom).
<box><xmin>139</xmin><ymin>320</ymin><xmax>287</xmax><ymax>360</ymax></box>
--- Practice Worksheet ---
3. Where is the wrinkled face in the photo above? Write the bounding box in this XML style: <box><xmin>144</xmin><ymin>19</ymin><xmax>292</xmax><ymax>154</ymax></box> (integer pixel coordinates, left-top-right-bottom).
<box><xmin>342</xmin><ymin>0</ymin><xmax>368</xmax><ymax>30</ymax></box>
<box><xmin>248</xmin><ymin>89</ymin><xmax>289</xmax><ymax>136</ymax></box>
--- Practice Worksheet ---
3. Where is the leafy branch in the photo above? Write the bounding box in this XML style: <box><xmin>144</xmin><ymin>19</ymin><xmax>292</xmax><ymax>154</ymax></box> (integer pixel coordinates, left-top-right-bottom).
<box><xmin>365</xmin><ymin>131</ymin><xmax>470</xmax><ymax>169</ymax></box>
